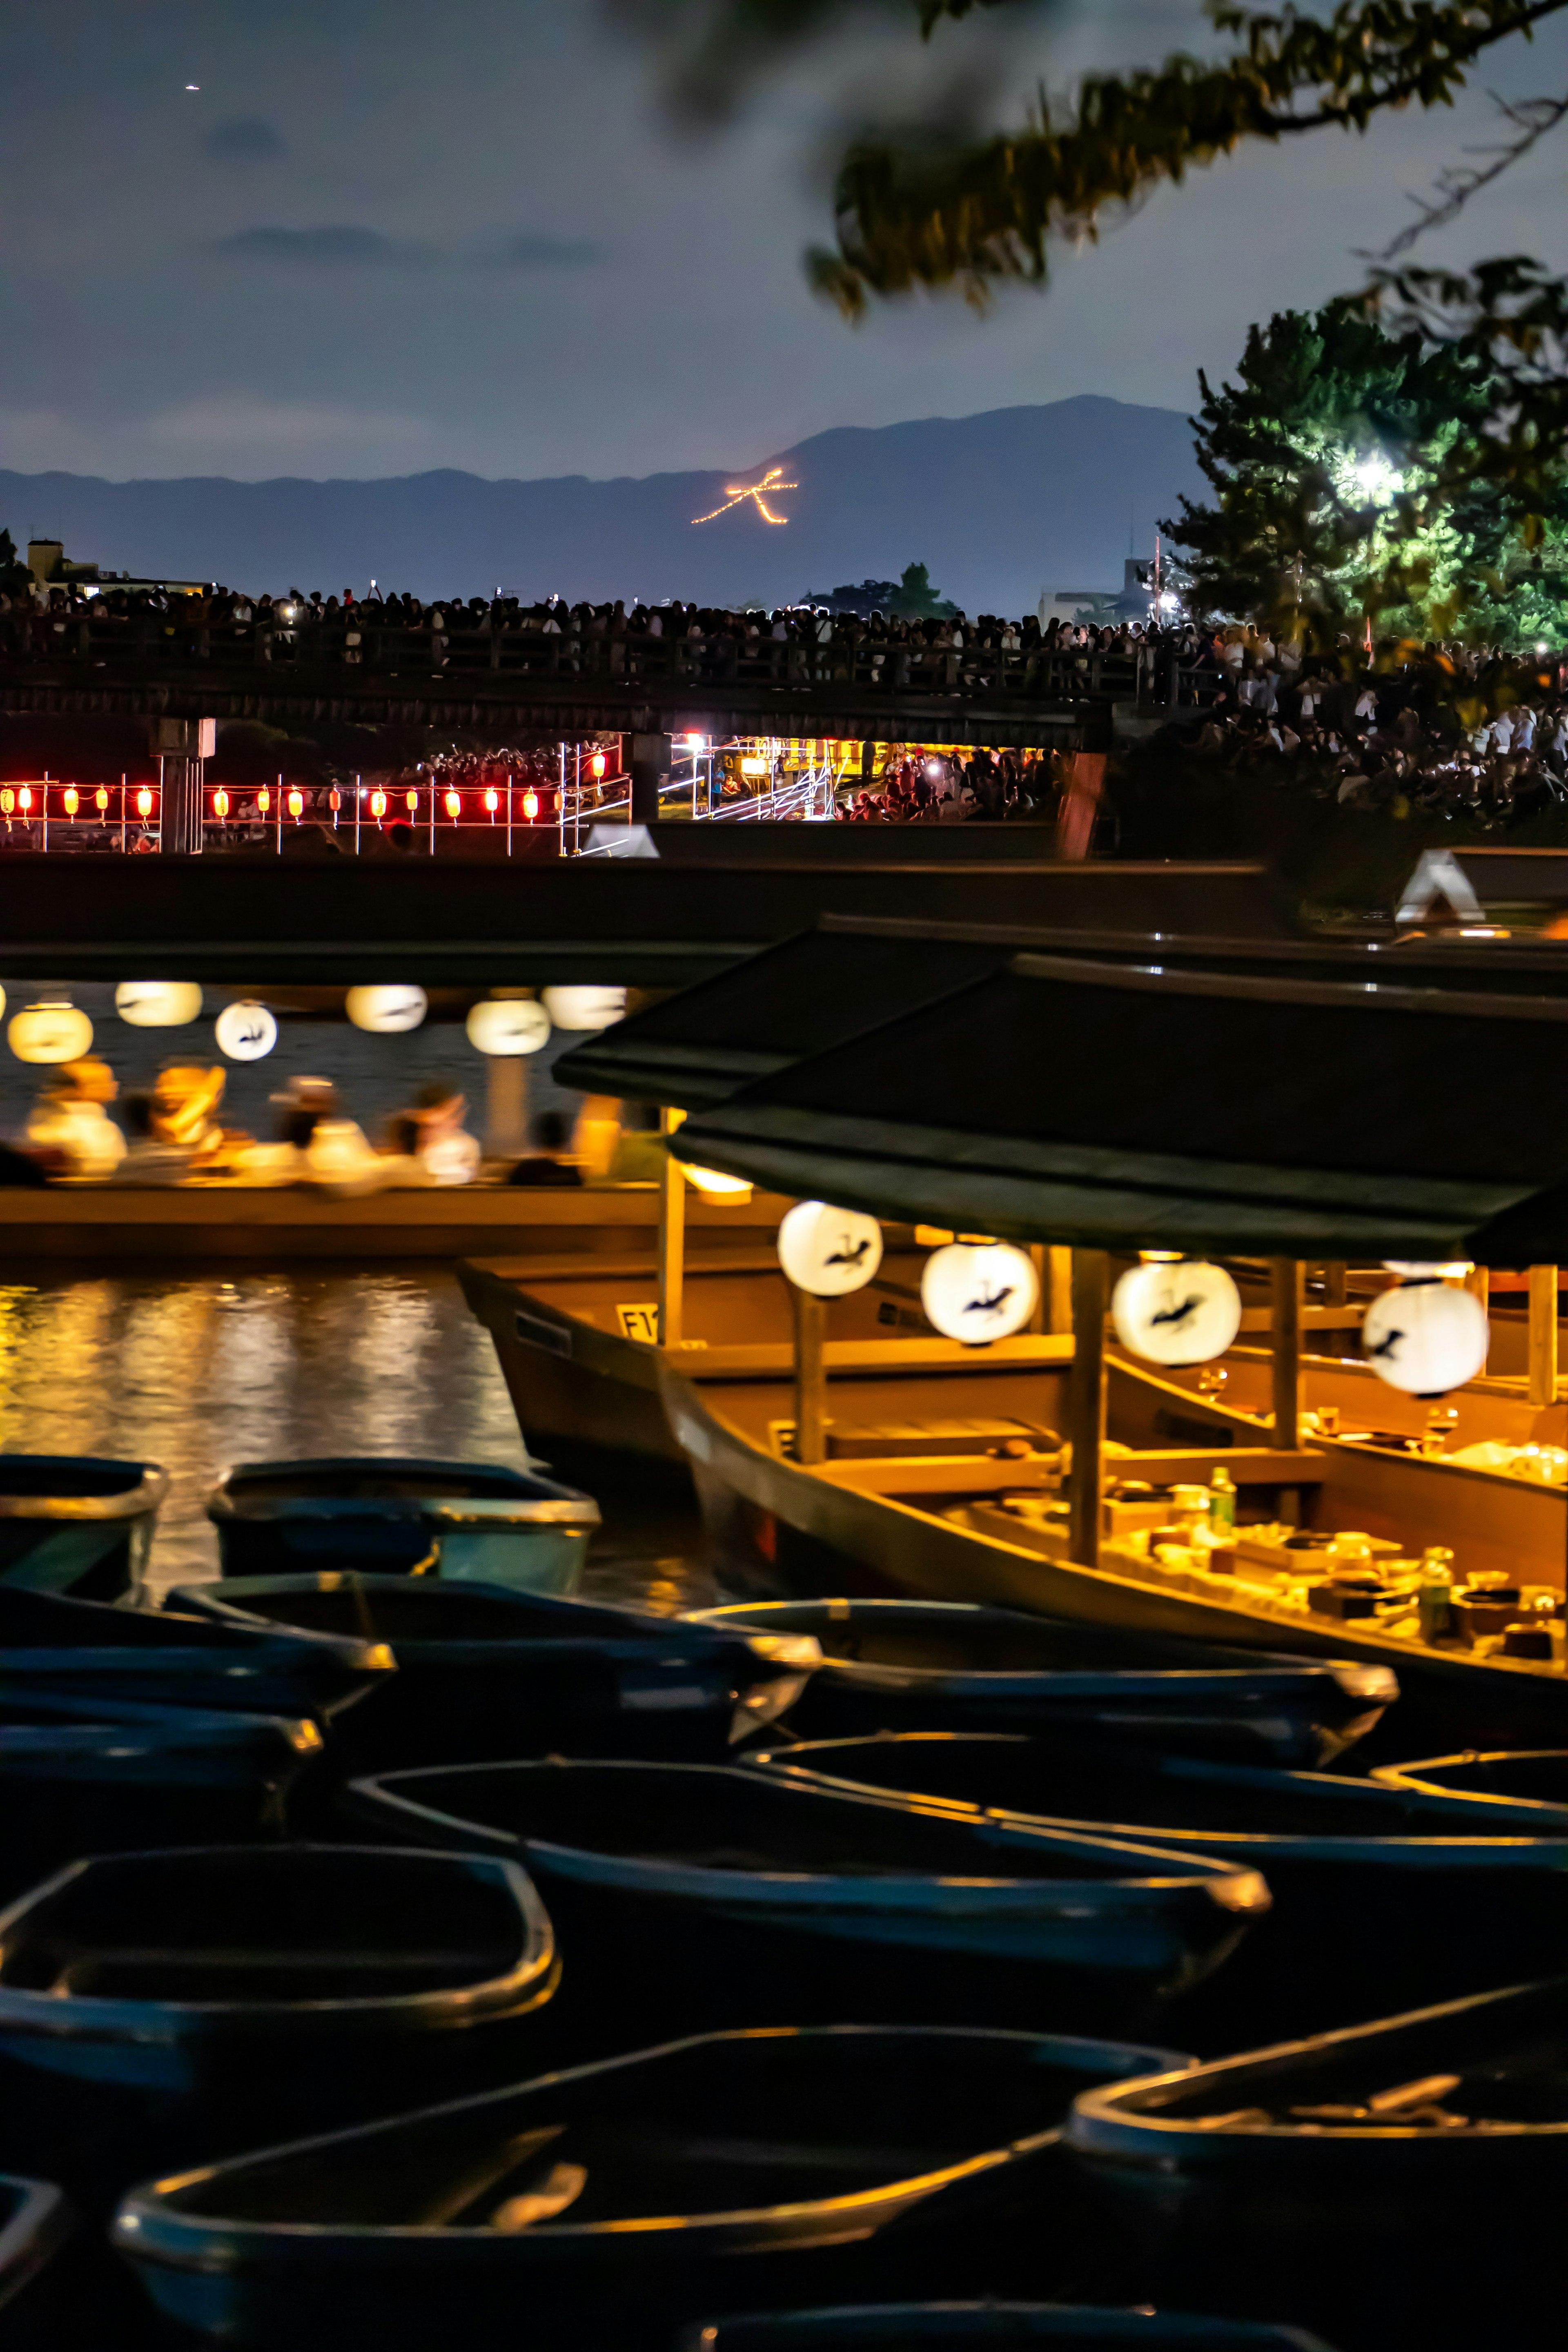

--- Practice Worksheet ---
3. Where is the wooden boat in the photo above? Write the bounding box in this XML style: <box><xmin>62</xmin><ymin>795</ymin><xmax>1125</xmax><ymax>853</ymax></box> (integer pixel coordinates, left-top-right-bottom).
<box><xmin>0</xmin><ymin>1845</ymin><xmax>557</xmax><ymax>2201</ymax></box>
<box><xmin>689</xmin><ymin>1599</ymin><xmax>1393</xmax><ymax>1767</ymax></box>
<box><xmin>207</xmin><ymin>1457</ymin><xmax>600</xmax><ymax>1594</ymax></box>
<box><xmin>0</xmin><ymin>1455</ymin><xmax>168</xmax><ymax>1603</ymax></box>
<box><xmin>351</xmin><ymin>1756</ymin><xmax>1268</xmax><ymax>2039</ymax></box>
<box><xmin>751</xmin><ymin>1731</ymin><xmax>1568</xmax><ymax>2046</ymax></box>
<box><xmin>0</xmin><ymin>1689</ymin><xmax>321</xmax><ymax>1898</ymax></box>
<box><xmin>1065</xmin><ymin>1975</ymin><xmax>1568</xmax><ymax>2352</ymax></box>
<box><xmin>112</xmin><ymin>2023</ymin><xmax>1190</xmax><ymax>2352</ymax></box>
<box><xmin>681</xmin><ymin>2306</ymin><xmax>1337</xmax><ymax>2352</ymax></box>
<box><xmin>0</xmin><ymin>1585</ymin><xmax>392</xmax><ymax>1724</ymax></box>
<box><xmin>1372</xmin><ymin>1745</ymin><xmax>1568</xmax><ymax>1821</ymax></box>
<box><xmin>171</xmin><ymin>1574</ymin><xmax>821</xmax><ymax>1766</ymax></box>
<box><xmin>0</xmin><ymin>2176</ymin><xmax>76</xmax><ymax>2350</ymax></box>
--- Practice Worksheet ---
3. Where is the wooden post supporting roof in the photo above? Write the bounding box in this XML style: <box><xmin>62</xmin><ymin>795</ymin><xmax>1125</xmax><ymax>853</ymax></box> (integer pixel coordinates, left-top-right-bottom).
<box><xmin>1271</xmin><ymin>1259</ymin><xmax>1303</xmax><ymax>1450</ymax></box>
<box><xmin>1068</xmin><ymin>1250</ymin><xmax>1108</xmax><ymax>1569</ymax></box>
<box><xmin>793</xmin><ymin>1290</ymin><xmax>828</xmax><ymax>1466</ymax></box>
<box><xmin>657</xmin><ymin>1107</ymin><xmax>685</xmax><ymax>1349</ymax></box>
<box><xmin>1529</xmin><ymin>1265</ymin><xmax>1559</xmax><ymax>1409</ymax></box>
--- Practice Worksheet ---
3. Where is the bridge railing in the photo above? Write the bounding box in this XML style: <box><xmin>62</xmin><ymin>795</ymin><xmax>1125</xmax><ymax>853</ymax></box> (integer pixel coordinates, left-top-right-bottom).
<box><xmin>0</xmin><ymin>610</ymin><xmax>1142</xmax><ymax>706</ymax></box>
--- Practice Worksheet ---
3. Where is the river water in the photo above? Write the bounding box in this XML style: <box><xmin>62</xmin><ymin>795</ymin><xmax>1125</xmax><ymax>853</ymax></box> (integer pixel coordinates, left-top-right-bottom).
<box><xmin>0</xmin><ymin>1266</ymin><xmax>714</xmax><ymax>1608</ymax></box>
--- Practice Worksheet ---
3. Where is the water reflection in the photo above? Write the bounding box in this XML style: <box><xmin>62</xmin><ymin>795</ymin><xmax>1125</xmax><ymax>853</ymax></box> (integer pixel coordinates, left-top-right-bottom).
<box><xmin>0</xmin><ymin>1269</ymin><xmax>713</xmax><ymax>1609</ymax></box>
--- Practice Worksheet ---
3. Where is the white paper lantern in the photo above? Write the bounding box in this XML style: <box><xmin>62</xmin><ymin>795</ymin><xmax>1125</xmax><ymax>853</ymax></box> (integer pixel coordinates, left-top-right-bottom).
<box><xmin>114</xmin><ymin>981</ymin><xmax>203</xmax><ymax>1029</ymax></box>
<box><xmin>684</xmin><ymin>1164</ymin><xmax>753</xmax><ymax>1201</ymax></box>
<box><xmin>345</xmin><ymin>985</ymin><xmax>428</xmax><ymax>1034</ymax></box>
<box><xmin>1112</xmin><ymin>1258</ymin><xmax>1242</xmax><ymax>1367</ymax></box>
<box><xmin>1363</xmin><ymin>1278</ymin><xmax>1489</xmax><ymax>1396</ymax></box>
<box><xmin>921</xmin><ymin>1241</ymin><xmax>1038</xmax><ymax>1343</ymax></box>
<box><xmin>214</xmin><ymin>1001</ymin><xmax>278</xmax><ymax>1062</ymax></box>
<box><xmin>466</xmin><ymin>998</ymin><xmax>551</xmax><ymax>1056</ymax></box>
<box><xmin>541</xmin><ymin>985</ymin><xmax>625</xmax><ymax>1032</ymax></box>
<box><xmin>1383</xmin><ymin>1260</ymin><xmax>1473</xmax><ymax>1279</ymax></box>
<box><xmin>777</xmin><ymin>1200</ymin><xmax>884</xmax><ymax>1296</ymax></box>
<box><xmin>8</xmin><ymin>1003</ymin><xmax>92</xmax><ymax>1064</ymax></box>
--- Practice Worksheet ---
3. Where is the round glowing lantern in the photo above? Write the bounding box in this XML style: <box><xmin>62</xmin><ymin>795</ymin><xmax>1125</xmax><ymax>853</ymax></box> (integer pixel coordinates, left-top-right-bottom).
<box><xmin>444</xmin><ymin>789</ymin><xmax>461</xmax><ymax>820</ymax></box>
<box><xmin>1363</xmin><ymin>1278</ymin><xmax>1489</xmax><ymax>1397</ymax></box>
<box><xmin>287</xmin><ymin>788</ymin><xmax>303</xmax><ymax>821</ymax></box>
<box><xmin>256</xmin><ymin>787</ymin><xmax>271</xmax><ymax>817</ymax></box>
<box><xmin>9</xmin><ymin>1002</ymin><xmax>92</xmax><ymax>1064</ymax></box>
<box><xmin>590</xmin><ymin>751</ymin><xmax>607</xmax><ymax>780</ymax></box>
<box><xmin>214</xmin><ymin>1000</ymin><xmax>278</xmax><ymax>1062</ymax></box>
<box><xmin>541</xmin><ymin>985</ymin><xmax>625</xmax><ymax>1032</ymax></box>
<box><xmin>211</xmin><ymin>788</ymin><xmax>230</xmax><ymax>820</ymax></box>
<box><xmin>777</xmin><ymin>1200</ymin><xmax>883</xmax><ymax>1297</ymax></box>
<box><xmin>94</xmin><ymin>787</ymin><xmax>109</xmax><ymax>814</ymax></box>
<box><xmin>465</xmin><ymin>998</ymin><xmax>550</xmax><ymax>1056</ymax></box>
<box><xmin>370</xmin><ymin>789</ymin><xmax>387</xmax><ymax>820</ymax></box>
<box><xmin>1383</xmin><ymin>1260</ymin><xmax>1474</xmax><ymax>1278</ymax></box>
<box><xmin>483</xmin><ymin>788</ymin><xmax>498</xmax><ymax>816</ymax></box>
<box><xmin>17</xmin><ymin>788</ymin><xmax>32</xmax><ymax>815</ymax></box>
<box><xmin>135</xmin><ymin>787</ymin><xmax>153</xmax><ymax>820</ymax></box>
<box><xmin>345</xmin><ymin>984</ymin><xmax>428</xmax><ymax>1035</ymax></box>
<box><xmin>522</xmin><ymin>788</ymin><xmax>539</xmax><ymax>821</ymax></box>
<box><xmin>62</xmin><ymin>787</ymin><xmax>78</xmax><ymax>817</ymax></box>
<box><xmin>921</xmin><ymin>1242</ymin><xmax>1038</xmax><ymax>1346</ymax></box>
<box><xmin>114</xmin><ymin>981</ymin><xmax>203</xmax><ymax>1029</ymax></box>
<box><xmin>1111</xmin><ymin>1258</ymin><xmax>1242</xmax><ymax>1367</ymax></box>
<box><xmin>684</xmin><ymin>1165</ymin><xmax>753</xmax><ymax>1202</ymax></box>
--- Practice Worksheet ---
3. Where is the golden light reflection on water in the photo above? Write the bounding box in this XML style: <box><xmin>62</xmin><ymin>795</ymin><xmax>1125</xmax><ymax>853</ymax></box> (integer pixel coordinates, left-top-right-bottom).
<box><xmin>0</xmin><ymin>1272</ymin><xmax>529</xmax><ymax>1594</ymax></box>
<box><xmin>0</xmin><ymin>1269</ymin><xmax>716</xmax><ymax>1611</ymax></box>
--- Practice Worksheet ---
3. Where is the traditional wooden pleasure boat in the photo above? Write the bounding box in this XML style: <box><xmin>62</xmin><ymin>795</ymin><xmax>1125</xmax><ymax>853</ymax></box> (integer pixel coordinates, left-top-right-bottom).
<box><xmin>682</xmin><ymin>2307</ymin><xmax>1338</xmax><ymax>2352</ymax></box>
<box><xmin>113</xmin><ymin>2025</ymin><xmax>1189</xmax><ymax>2352</ymax></box>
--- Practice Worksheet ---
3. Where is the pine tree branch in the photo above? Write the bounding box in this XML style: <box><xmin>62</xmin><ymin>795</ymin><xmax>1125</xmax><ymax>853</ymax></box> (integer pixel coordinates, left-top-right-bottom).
<box><xmin>1365</xmin><ymin>88</ymin><xmax>1568</xmax><ymax>260</ymax></box>
<box><xmin>811</xmin><ymin>1</ymin><xmax>1568</xmax><ymax>312</ymax></box>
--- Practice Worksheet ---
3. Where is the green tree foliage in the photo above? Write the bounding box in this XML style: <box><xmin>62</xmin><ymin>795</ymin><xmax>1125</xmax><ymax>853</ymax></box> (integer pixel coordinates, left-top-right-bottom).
<box><xmin>1165</xmin><ymin>298</ymin><xmax>1533</xmax><ymax>639</ymax></box>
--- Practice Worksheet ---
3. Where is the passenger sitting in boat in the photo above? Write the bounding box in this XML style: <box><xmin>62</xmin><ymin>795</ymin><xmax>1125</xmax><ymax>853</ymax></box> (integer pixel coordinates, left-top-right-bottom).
<box><xmin>507</xmin><ymin>1109</ymin><xmax>584</xmax><ymax>1187</ymax></box>
<box><xmin>109</xmin><ymin>1091</ymin><xmax>191</xmax><ymax>1186</ymax></box>
<box><xmin>266</xmin><ymin>1076</ymin><xmax>387</xmax><ymax>1195</ymax></box>
<box><xmin>408</xmin><ymin>1083</ymin><xmax>481</xmax><ymax>1186</ymax></box>
<box><xmin>151</xmin><ymin>1062</ymin><xmax>230</xmax><ymax>1169</ymax></box>
<box><xmin>24</xmin><ymin>1058</ymin><xmax>126</xmax><ymax>1181</ymax></box>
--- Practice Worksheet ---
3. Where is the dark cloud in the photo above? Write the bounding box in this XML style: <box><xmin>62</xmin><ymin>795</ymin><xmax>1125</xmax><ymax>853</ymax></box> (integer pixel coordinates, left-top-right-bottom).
<box><xmin>213</xmin><ymin>225</ymin><xmax>429</xmax><ymax>266</ymax></box>
<box><xmin>205</xmin><ymin>116</ymin><xmax>287</xmax><ymax>162</ymax></box>
<box><xmin>497</xmin><ymin>234</ymin><xmax>604</xmax><ymax>270</ymax></box>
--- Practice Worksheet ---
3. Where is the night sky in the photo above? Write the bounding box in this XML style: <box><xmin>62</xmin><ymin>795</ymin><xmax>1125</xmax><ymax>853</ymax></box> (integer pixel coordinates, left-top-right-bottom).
<box><xmin>2</xmin><ymin>1</ymin><xmax>1566</xmax><ymax>488</ymax></box>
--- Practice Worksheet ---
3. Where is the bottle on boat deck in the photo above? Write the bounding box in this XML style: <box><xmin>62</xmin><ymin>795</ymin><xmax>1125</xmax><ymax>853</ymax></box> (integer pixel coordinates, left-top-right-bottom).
<box><xmin>1208</xmin><ymin>1468</ymin><xmax>1236</xmax><ymax>1539</ymax></box>
<box><xmin>1418</xmin><ymin>1546</ymin><xmax>1456</xmax><ymax>1643</ymax></box>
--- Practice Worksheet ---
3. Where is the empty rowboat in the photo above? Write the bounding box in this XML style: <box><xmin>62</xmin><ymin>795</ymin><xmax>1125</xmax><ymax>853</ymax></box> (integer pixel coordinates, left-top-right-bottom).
<box><xmin>689</xmin><ymin>1600</ymin><xmax>1394</xmax><ymax>1768</ymax></box>
<box><xmin>170</xmin><ymin>1575</ymin><xmax>818</xmax><ymax>1767</ymax></box>
<box><xmin>113</xmin><ymin>2023</ymin><xmax>1189</xmax><ymax>2352</ymax></box>
<box><xmin>681</xmin><ymin>2305</ymin><xmax>1338</xmax><ymax>2352</ymax></box>
<box><xmin>0</xmin><ymin>1845</ymin><xmax>557</xmax><ymax>2201</ymax></box>
<box><xmin>0</xmin><ymin>1456</ymin><xmax>168</xmax><ymax>1604</ymax></box>
<box><xmin>207</xmin><ymin>1457</ymin><xmax>600</xmax><ymax>1595</ymax></box>
<box><xmin>1372</xmin><ymin>1747</ymin><xmax>1568</xmax><ymax>1824</ymax></box>
<box><xmin>751</xmin><ymin>1731</ymin><xmax>1568</xmax><ymax>2046</ymax></box>
<box><xmin>0</xmin><ymin>1690</ymin><xmax>321</xmax><ymax>1898</ymax></box>
<box><xmin>351</xmin><ymin>1757</ymin><xmax>1268</xmax><ymax>2040</ymax></box>
<box><xmin>0</xmin><ymin>1586</ymin><xmax>391</xmax><ymax>1723</ymax></box>
<box><xmin>0</xmin><ymin>2174</ymin><xmax>77</xmax><ymax>2350</ymax></box>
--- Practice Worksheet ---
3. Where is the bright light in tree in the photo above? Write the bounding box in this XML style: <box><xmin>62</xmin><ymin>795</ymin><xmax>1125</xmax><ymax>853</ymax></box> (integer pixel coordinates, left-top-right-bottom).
<box><xmin>1346</xmin><ymin>451</ymin><xmax>1399</xmax><ymax>505</ymax></box>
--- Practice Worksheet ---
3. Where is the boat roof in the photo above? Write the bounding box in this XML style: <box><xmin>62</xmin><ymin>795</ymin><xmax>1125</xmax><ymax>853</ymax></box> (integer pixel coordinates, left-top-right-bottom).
<box><xmin>675</xmin><ymin>949</ymin><xmax>1568</xmax><ymax>1259</ymax></box>
<box><xmin>555</xmin><ymin>914</ymin><xmax>1568</xmax><ymax>1107</ymax></box>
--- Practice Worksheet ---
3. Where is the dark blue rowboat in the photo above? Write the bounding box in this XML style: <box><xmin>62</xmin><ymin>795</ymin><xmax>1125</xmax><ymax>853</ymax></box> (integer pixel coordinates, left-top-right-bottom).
<box><xmin>207</xmin><ymin>1457</ymin><xmax>600</xmax><ymax>1595</ymax></box>
<box><xmin>0</xmin><ymin>1585</ymin><xmax>390</xmax><ymax>1723</ymax></box>
<box><xmin>1066</xmin><ymin>1974</ymin><xmax>1568</xmax><ymax>2352</ymax></box>
<box><xmin>681</xmin><ymin>2307</ymin><xmax>1337</xmax><ymax>2352</ymax></box>
<box><xmin>1373</xmin><ymin>1747</ymin><xmax>1568</xmax><ymax>1823</ymax></box>
<box><xmin>351</xmin><ymin>1757</ymin><xmax>1267</xmax><ymax>2042</ymax></box>
<box><xmin>748</xmin><ymin>1730</ymin><xmax>1568</xmax><ymax>2046</ymax></box>
<box><xmin>0</xmin><ymin>1456</ymin><xmax>168</xmax><ymax>1603</ymax></box>
<box><xmin>0</xmin><ymin>1844</ymin><xmax>557</xmax><ymax>2206</ymax></box>
<box><xmin>688</xmin><ymin>1599</ymin><xmax>1394</xmax><ymax>1768</ymax></box>
<box><xmin>0</xmin><ymin>2174</ymin><xmax>77</xmax><ymax>2349</ymax></box>
<box><xmin>0</xmin><ymin>1688</ymin><xmax>320</xmax><ymax>1898</ymax></box>
<box><xmin>113</xmin><ymin>2024</ymin><xmax>1189</xmax><ymax>2352</ymax></box>
<box><xmin>170</xmin><ymin>1575</ymin><xmax>819</xmax><ymax>1766</ymax></box>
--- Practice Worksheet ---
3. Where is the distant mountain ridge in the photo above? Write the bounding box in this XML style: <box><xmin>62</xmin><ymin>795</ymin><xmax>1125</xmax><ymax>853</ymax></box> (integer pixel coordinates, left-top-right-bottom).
<box><xmin>0</xmin><ymin>395</ymin><xmax>1203</xmax><ymax>616</ymax></box>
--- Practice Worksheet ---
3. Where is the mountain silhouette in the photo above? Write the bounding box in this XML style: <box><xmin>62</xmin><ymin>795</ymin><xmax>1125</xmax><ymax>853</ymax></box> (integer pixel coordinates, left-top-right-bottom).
<box><xmin>0</xmin><ymin>395</ymin><xmax>1201</xmax><ymax>616</ymax></box>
